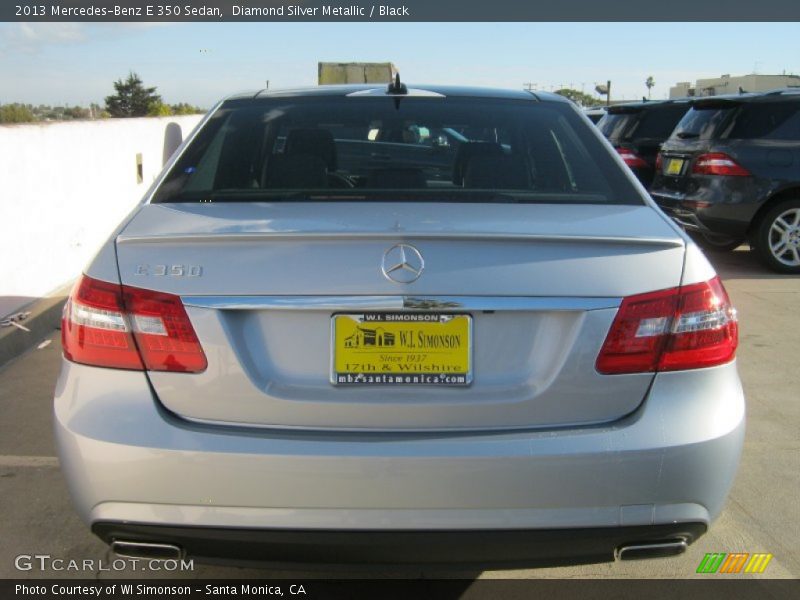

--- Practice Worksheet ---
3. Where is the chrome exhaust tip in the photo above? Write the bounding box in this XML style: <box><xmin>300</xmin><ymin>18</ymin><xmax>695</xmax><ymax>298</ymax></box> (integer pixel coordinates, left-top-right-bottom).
<box><xmin>615</xmin><ymin>539</ymin><xmax>688</xmax><ymax>561</ymax></box>
<box><xmin>111</xmin><ymin>540</ymin><xmax>184</xmax><ymax>561</ymax></box>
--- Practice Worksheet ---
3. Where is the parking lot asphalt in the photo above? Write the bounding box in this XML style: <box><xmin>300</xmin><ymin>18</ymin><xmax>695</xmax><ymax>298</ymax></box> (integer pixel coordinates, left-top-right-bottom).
<box><xmin>0</xmin><ymin>248</ymin><xmax>797</xmax><ymax>580</ymax></box>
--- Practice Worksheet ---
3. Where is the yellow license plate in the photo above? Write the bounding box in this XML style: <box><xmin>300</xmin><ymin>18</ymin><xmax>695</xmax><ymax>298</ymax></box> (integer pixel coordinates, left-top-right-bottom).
<box><xmin>666</xmin><ymin>158</ymin><xmax>684</xmax><ymax>175</ymax></box>
<box><xmin>331</xmin><ymin>313</ymin><xmax>472</xmax><ymax>386</ymax></box>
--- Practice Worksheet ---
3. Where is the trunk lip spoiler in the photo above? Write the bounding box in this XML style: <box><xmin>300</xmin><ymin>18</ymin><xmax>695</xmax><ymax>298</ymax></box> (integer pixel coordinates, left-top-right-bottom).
<box><xmin>181</xmin><ymin>295</ymin><xmax>622</xmax><ymax>312</ymax></box>
<box><xmin>117</xmin><ymin>232</ymin><xmax>684</xmax><ymax>248</ymax></box>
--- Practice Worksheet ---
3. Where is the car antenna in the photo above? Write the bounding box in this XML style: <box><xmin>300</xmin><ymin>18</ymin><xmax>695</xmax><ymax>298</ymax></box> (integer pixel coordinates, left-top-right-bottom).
<box><xmin>387</xmin><ymin>73</ymin><xmax>408</xmax><ymax>95</ymax></box>
<box><xmin>387</xmin><ymin>73</ymin><xmax>408</xmax><ymax>109</ymax></box>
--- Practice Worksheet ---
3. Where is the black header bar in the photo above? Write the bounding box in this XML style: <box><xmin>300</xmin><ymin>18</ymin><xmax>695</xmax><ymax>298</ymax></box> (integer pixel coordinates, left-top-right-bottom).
<box><xmin>4</xmin><ymin>0</ymin><xmax>800</xmax><ymax>22</ymax></box>
<box><xmin>3</xmin><ymin>579</ymin><xmax>800</xmax><ymax>600</ymax></box>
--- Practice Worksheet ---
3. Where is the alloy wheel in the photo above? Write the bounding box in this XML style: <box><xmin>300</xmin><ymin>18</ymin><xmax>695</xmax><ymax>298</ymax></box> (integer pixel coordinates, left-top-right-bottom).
<box><xmin>768</xmin><ymin>208</ymin><xmax>800</xmax><ymax>267</ymax></box>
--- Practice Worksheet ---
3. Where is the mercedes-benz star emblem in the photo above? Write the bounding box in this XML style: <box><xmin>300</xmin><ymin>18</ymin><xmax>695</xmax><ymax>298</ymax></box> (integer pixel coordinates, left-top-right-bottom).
<box><xmin>381</xmin><ymin>244</ymin><xmax>425</xmax><ymax>284</ymax></box>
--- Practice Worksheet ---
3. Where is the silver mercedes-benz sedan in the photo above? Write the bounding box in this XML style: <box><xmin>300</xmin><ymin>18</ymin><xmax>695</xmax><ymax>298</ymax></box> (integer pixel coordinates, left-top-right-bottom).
<box><xmin>54</xmin><ymin>82</ymin><xmax>744</xmax><ymax>567</ymax></box>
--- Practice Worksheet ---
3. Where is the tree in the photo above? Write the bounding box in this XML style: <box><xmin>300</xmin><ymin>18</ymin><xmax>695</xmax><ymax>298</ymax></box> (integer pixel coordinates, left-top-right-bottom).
<box><xmin>63</xmin><ymin>106</ymin><xmax>90</xmax><ymax>120</ymax></box>
<box><xmin>171</xmin><ymin>102</ymin><xmax>204</xmax><ymax>115</ymax></box>
<box><xmin>554</xmin><ymin>88</ymin><xmax>601</xmax><ymax>108</ymax></box>
<box><xmin>104</xmin><ymin>72</ymin><xmax>162</xmax><ymax>117</ymax></box>
<box><xmin>0</xmin><ymin>103</ymin><xmax>35</xmax><ymax>123</ymax></box>
<box><xmin>645</xmin><ymin>76</ymin><xmax>655</xmax><ymax>100</ymax></box>
<box><xmin>147</xmin><ymin>101</ymin><xmax>173</xmax><ymax>117</ymax></box>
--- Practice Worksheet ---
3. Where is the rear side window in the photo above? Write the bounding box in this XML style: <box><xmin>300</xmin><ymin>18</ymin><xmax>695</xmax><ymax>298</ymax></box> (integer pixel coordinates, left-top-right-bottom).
<box><xmin>725</xmin><ymin>101</ymin><xmax>800</xmax><ymax>140</ymax></box>
<box><xmin>671</xmin><ymin>104</ymin><xmax>738</xmax><ymax>141</ymax></box>
<box><xmin>153</xmin><ymin>96</ymin><xmax>643</xmax><ymax>205</ymax></box>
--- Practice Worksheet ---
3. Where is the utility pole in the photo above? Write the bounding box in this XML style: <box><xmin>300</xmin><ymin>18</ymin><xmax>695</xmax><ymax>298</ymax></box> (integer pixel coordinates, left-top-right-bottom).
<box><xmin>523</xmin><ymin>82</ymin><xmax>535</xmax><ymax>91</ymax></box>
<box><xmin>594</xmin><ymin>81</ymin><xmax>611</xmax><ymax>106</ymax></box>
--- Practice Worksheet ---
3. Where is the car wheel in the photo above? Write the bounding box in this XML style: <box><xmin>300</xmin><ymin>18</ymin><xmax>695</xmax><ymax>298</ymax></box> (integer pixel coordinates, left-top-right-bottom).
<box><xmin>691</xmin><ymin>232</ymin><xmax>746</xmax><ymax>253</ymax></box>
<box><xmin>753</xmin><ymin>199</ymin><xmax>800</xmax><ymax>274</ymax></box>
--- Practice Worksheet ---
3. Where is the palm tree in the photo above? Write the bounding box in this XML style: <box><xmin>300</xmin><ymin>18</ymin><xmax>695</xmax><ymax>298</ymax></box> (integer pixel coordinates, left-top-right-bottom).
<box><xmin>645</xmin><ymin>76</ymin><xmax>655</xmax><ymax>100</ymax></box>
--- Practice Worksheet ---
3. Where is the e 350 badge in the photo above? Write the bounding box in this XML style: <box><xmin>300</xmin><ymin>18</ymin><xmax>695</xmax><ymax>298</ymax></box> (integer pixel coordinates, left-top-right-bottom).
<box><xmin>135</xmin><ymin>264</ymin><xmax>203</xmax><ymax>277</ymax></box>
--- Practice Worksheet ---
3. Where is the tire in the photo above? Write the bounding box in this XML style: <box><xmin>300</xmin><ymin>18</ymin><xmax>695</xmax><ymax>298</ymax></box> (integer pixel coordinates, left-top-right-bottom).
<box><xmin>690</xmin><ymin>232</ymin><xmax>746</xmax><ymax>253</ymax></box>
<box><xmin>752</xmin><ymin>198</ymin><xmax>800</xmax><ymax>274</ymax></box>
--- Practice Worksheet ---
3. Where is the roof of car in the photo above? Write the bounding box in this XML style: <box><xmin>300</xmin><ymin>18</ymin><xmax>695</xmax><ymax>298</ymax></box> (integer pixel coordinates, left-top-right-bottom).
<box><xmin>606</xmin><ymin>98</ymin><xmax>691</xmax><ymax>113</ymax></box>
<box><xmin>224</xmin><ymin>84</ymin><xmax>570</xmax><ymax>103</ymax></box>
<box><xmin>688</xmin><ymin>88</ymin><xmax>800</xmax><ymax>105</ymax></box>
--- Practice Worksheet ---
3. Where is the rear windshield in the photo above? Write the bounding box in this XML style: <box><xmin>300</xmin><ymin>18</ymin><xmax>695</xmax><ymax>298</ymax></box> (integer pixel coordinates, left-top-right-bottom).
<box><xmin>598</xmin><ymin>112</ymin><xmax>635</xmax><ymax>139</ymax></box>
<box><xmin>152</xmin><ymin>96</ymin><xmax>643</xmax><ymax>205</ymax></box>
<box><xmin>670</xmin><ymin>104</ymin><xmax>738</xmax><ymax>141</ymax></box>
<box><xmin>626</xmin><ymin>105</ymin><xmax>689</xmax><ymax>139</ymax></box>
<box><xmin>597</xmin><ymin>104</ymin><xmax>687</xmax><ymax>141</ymax></box>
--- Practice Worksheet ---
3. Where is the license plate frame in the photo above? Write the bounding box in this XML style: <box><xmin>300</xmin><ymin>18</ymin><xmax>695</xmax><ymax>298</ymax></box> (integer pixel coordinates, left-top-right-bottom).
<box><xmin>330</xmin><ymin>313</ymin><xmax>473</xmax><ymax>386</ymax></box>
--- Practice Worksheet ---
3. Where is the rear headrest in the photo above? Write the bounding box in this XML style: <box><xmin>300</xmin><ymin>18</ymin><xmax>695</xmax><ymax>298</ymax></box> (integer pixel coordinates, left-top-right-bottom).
<box><xmin>463</xmin><ymin>155</ymin><xmax>531</xmax><ymax>190</ymax></box>
<box><xmin>284</xmin><ymin>129</ymin><xmax>337</xmax><ymax>171</ymax></box>
<box><xmin>452</xmin><ymin>142</ymin><xmax>504</xmax><ymax>184</ymax></box>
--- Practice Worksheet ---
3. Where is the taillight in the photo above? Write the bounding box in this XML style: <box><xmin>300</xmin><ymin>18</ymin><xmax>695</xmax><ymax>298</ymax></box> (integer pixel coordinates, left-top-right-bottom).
<box><xmin>655</xmin><ymin>152</ymin><xmax>663</xmax><ymax>171</ymax></box>
<box><xmin>62</xmin><ymin>276</ymin><xmax>143</xmax><ymax>370</ymax></box>
<box><xmin>596</xmin><ymin>276</ymin><xmax>737</xmax><ymax>375</ymax></box>
<box><xmin>123</xmin><ymin>285</ymin><xmax>208</xmax><ymax>372</ymax></box>
<box><xmin>62</xmin><ymin>275</ymin><xmax>207</xmax><ymax>373</ymax></box>
<box><xmin>692</xmin><ymin>152</ymin><xmax>751</xmax><ymax>177</ymax></box>
<box><xmin>616</xmin><ymin>147</ymin><xmax>648</xmax><ymax>169</ymax></box>
<box><xmin>659</xmin><ymin>277</ymin><xmax>739</xmax><ymax>371</ymax></box>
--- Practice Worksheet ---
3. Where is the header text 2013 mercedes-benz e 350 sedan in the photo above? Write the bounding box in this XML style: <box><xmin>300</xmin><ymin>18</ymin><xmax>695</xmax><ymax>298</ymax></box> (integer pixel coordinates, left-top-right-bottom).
<box><xmin>54</xmin><ymin>81</ymin><xmax>744</xmax><ymax>567</ymax></box>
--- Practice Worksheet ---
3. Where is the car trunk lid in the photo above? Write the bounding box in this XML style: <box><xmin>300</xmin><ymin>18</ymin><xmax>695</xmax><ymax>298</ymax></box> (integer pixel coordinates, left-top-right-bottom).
<box><xmin>115</xmin><ymin>202</ymin><xmax>685</xmax><ymax>431</ymax></box>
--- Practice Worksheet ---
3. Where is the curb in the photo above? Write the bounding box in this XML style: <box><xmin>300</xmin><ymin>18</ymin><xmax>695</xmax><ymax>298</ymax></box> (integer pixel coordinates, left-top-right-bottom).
<box><xmin>0</xmin><ymin>283</ymin><xmax>72</xmax><ymax>367</ymax></box>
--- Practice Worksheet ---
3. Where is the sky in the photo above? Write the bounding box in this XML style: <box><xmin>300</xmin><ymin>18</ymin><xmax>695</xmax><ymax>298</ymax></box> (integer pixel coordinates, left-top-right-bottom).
<box><xmin>1</xmin><ymin>22</ymin><xmax>799</xmax><ymax>107</ymax></box>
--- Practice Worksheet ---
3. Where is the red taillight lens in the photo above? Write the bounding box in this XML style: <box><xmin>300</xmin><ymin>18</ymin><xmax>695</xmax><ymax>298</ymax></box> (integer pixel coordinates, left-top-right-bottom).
<box><xmin>659</xmin><ymin>277</ymin><xmax>738</xmax><ymax>371</ymax></box>
<box><xmin>616</xmin><ymin>147</ymin><xmax>648</xmax><ymax>169</ymax></box>
<box><xmin>692</xmin><ymin>152</ymin><xmax>751</xmax><ymax>177</ymax></box>
<box><xmin>123</xmin><ymin>286</ymin><xmax>208</xmax><ymax>372</ymax></box>
<box><xmin>655</xmin><ymin>152</ymin><xmax>663</xmax><ymax>171</ymax></box>
<box><xmin>62</xmin><ymin>275</ymin><xmax>207</xmax><ymax>373</ymax></box>
<box><xmin>596</xmin><ymin>276</ymin><xmax>737</xmax><ymax>375</ymax></box>
<box><xmin>596</xmin><ymin>287</ymin><xmax>678</xmax><ymax>374</ymax></box>
<box><xmin>62</xmin><ymin>276</ymin><xmax>143</xmax><ymax>370</ymax></box>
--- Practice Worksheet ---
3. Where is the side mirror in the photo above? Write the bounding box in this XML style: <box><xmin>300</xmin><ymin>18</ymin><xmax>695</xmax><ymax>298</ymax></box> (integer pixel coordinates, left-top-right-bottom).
<box><xmin>162</xmin><ymin>122</ymin><xmax>183</xmax><ymax>166</ymax></box>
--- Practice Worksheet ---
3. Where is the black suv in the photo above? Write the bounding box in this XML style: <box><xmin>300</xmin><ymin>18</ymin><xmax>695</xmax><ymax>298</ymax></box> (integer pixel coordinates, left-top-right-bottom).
<box><xmin>597</xmin><ymin>100</ymin><xmax>691</xmax><ymax>187</ymax></box>
<box><xmin>650</xmin><ymin>90</ymin><xmax>800</xmax><ymax>273</ymax></box>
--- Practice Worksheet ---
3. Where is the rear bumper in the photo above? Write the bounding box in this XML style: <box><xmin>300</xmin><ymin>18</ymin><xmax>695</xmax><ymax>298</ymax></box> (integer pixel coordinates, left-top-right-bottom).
<box><xmin>652</xmin><ymin>193</ymin><xmax>712</xmax><ymax>233</ymax></box>
<box><xmin>92</xmin><ymin>521</ymin><xmax>706</xmax><ymax>567</ymax></box>
<box><xmin>650</xmin><ymin>178</ymin><xmax>765</xmax><ymax>238</ymax></box>
<box><xmin>54</xmin><ymin>358</ymin><xmax>745</xmax><ymax>565</ymax></box>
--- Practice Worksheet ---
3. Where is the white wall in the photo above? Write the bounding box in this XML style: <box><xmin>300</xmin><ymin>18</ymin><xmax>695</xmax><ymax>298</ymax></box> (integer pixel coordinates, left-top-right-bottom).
<box><xmin>0</xmin><ymin>115</ymin><xmax>203</xmax><ymax>303</ymax></box>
